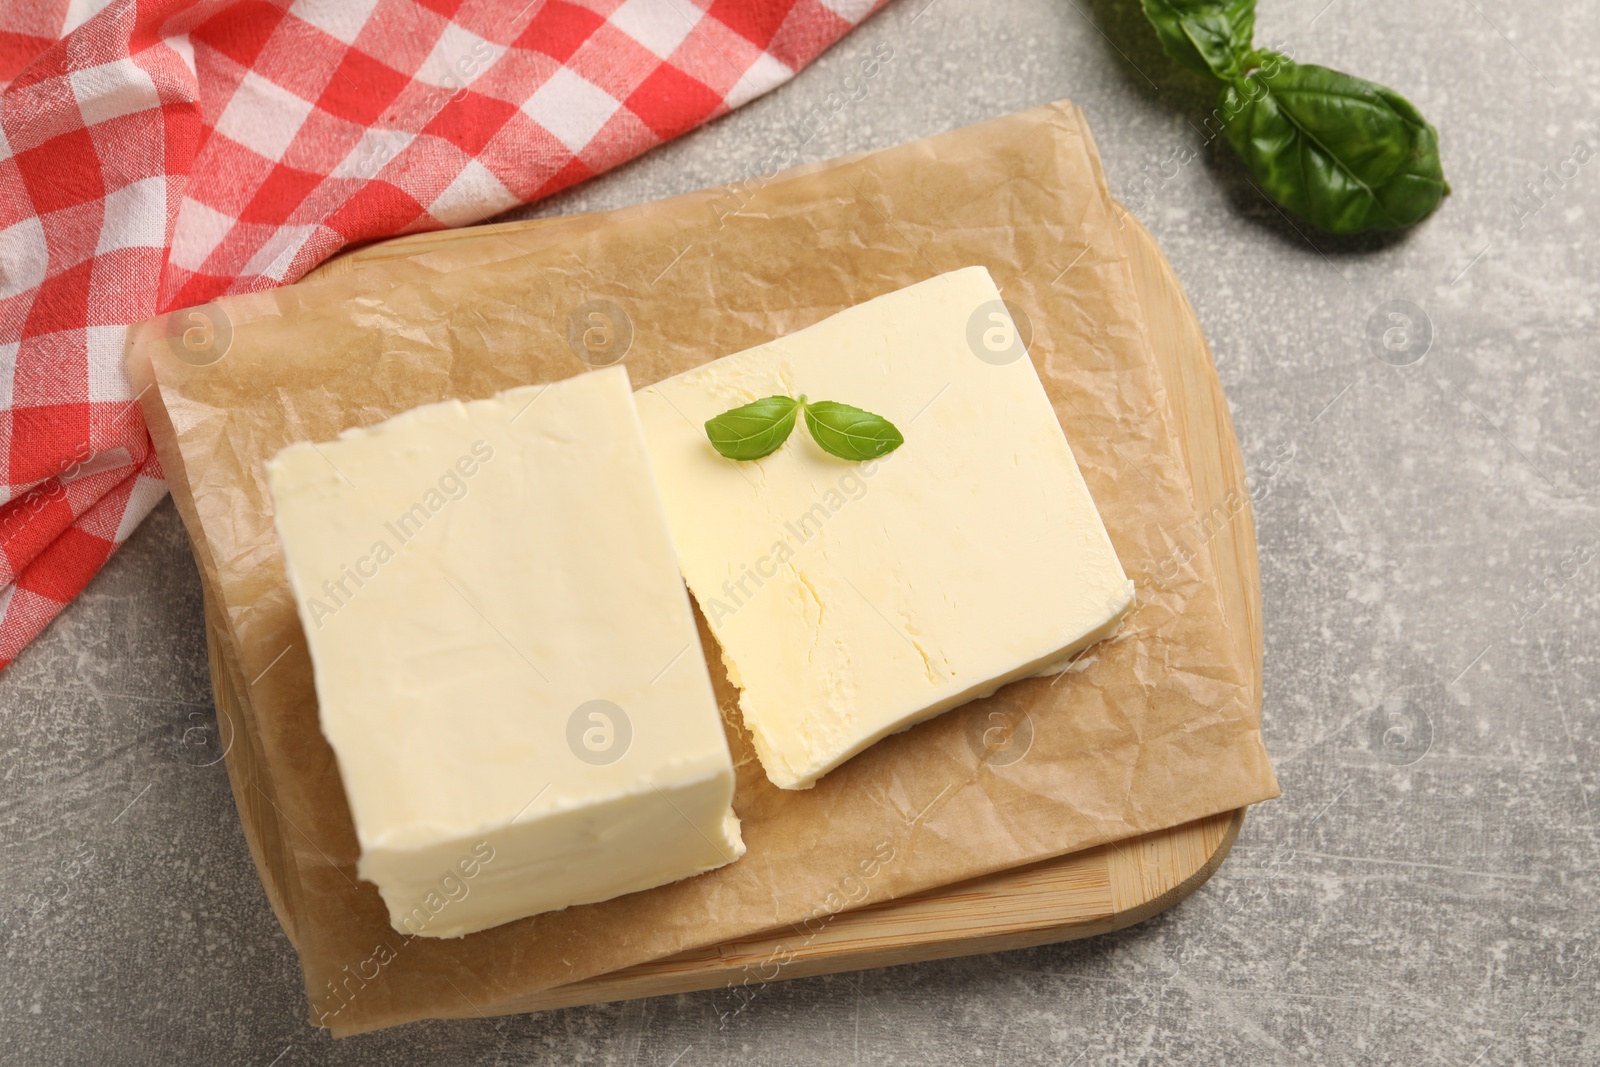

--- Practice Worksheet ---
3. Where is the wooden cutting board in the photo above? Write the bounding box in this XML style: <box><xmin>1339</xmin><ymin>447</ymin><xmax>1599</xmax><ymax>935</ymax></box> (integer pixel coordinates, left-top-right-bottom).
<box><xmin>204</xmin><ymin>203</ymin><xmax>1258</xmax><ymax>1014</ymax></box>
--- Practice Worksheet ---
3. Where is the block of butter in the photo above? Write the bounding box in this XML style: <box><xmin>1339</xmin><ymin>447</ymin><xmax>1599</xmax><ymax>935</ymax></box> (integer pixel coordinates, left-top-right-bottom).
<box><xmin>635</xmin><ymin>267</ymin><xmax>1135</xmax><ymax>790</ymax></box>
<box><xmin>267</xmin><ymin>366</ymin><xmax>744</xmax><ymax>938</ymax></box>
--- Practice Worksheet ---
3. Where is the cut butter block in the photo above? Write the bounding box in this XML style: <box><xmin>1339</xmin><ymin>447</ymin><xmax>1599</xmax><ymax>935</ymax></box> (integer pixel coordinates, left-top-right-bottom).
<box><xmin>635</xmin><ymin>267</ymin><xmax>1135</xmax><ymax>790</ymax></box>
<box><xmin>267</xmin><ymin>366</ymin><xmax>743</xmax><ymax>938</ymax></box>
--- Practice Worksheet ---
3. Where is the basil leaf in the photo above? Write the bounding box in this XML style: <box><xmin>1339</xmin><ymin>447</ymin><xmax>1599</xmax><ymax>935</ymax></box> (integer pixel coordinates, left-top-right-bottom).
<box><xmin>1220</xmin><ymin>51</ymin><xmax>1449</xmax><ymax>234</ymax></box>
<box><xmin>802</xmin><ymin>401</ymin><xmax>904</xmax><ymax>461</ymax></box>
<box><xmin>704</xmin><ymin>395</ymin><xmax>799</xmax><ymax>460</ymax></box>
<box><xmin>1139</xmin><ymin>0</ymin><xmax>1255</xmax><ymax>80</ymax></box>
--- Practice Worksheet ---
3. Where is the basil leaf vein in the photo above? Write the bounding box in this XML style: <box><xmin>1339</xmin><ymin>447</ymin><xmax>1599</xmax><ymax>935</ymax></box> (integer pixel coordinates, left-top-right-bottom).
<box><xmin>1139</xmin><ymin>0</ymin><xmax>1255</xmax><ymax>80</ymax></box>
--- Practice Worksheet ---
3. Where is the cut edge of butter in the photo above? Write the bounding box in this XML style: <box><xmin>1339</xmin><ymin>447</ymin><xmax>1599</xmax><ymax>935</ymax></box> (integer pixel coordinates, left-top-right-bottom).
<box><xmin>771</xmin><ymin>580</ymin><xmax>1137</xmax><ymax>788</ymax></box>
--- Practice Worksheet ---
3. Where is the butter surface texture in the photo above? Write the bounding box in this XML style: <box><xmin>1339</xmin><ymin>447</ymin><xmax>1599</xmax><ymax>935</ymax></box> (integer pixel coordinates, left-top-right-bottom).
<box><xmin>636</xmin><ymin>268</ymin><xmax>1135</xmax><ymax>789</ymax></box>
<box><xmin>268</xmin><ymin>367</ymin><xmax>743</xmax><ymax>937</ymax></box>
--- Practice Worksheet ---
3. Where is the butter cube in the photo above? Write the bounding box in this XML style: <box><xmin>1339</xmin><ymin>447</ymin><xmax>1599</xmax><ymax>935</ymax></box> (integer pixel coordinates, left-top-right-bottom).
<box><xmin>635</xmin><ymin>268</ymin><xmax>1134</xmax><ymax>789</ymax></box>
<box><xmin>268</xmin><ymin>367</ymin><xmax>743</xmax><ymax>937</ymax></box>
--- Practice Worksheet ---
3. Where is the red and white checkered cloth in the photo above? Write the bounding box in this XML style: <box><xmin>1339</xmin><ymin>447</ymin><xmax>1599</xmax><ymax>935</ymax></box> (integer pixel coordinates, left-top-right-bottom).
<box><xmin>0</xmin><ymin>0</ymin><xmax>882</xmax><ymax>671</ymax></box>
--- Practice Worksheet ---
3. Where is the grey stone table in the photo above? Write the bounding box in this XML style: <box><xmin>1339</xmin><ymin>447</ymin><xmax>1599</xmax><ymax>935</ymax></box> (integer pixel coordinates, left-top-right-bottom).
<box><xmin>5</xmin><ymin>0</ymin><xmax>1597</xmax><ymax>1063</ymax></box>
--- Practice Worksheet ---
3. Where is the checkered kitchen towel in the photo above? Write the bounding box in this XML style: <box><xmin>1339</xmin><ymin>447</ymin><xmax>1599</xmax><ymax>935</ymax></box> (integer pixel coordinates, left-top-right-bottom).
<box><xmin>0</xmin><ymin>0</ymin><xmax>883</xmax><ymax>670</ymax></box>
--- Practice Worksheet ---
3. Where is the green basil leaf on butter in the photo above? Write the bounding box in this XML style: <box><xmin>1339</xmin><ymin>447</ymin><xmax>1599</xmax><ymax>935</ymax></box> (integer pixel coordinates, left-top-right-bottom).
<box><xmin>1139</xmin><ymin>0</ymin><xmax>1255</xmax><ymax>80</ymax></box>
<box><xmin>802</xmin><ymin>401</ymin><xmax>904</xmax><ymax>461</ymax></box>
<box><xmin>704</xmin><ymin>395</ymin><xmax>800</xmax><ymax>460</ymax></box>
<box><xmin>1220</xmin><ymin>52</ymin><xmax>1449</xmax><ymax>235</ymax></box>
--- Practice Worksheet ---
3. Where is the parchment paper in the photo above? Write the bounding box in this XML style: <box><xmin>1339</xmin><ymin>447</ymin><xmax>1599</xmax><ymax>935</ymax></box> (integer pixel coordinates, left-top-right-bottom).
<box><xmin>127</xmin><ymin>101</ymin><xmax>1279</xmax><ymax>1036</ymax></box>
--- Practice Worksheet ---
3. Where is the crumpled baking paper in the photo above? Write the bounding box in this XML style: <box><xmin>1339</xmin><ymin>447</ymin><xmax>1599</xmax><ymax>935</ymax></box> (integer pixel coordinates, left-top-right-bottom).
<box><xmin>127</xmin><ymin>100</ymin><xmax>1278</xmax><ymax>1036</ymax></box>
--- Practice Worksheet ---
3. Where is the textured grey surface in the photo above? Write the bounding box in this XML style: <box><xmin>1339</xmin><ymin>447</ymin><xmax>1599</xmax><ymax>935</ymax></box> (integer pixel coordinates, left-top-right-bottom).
<box><xmin>4</xmin><ymin>0</ymin><xmax>1599</xmax><ymax>1063</ymax></box>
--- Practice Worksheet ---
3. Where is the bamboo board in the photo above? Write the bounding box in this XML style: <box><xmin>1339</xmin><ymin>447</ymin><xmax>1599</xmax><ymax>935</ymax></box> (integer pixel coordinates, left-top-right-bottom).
<box><xmin>207</xmin><ymin>204</ymin><xmax>1259</xmax><ymax>1015</ymax></box>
